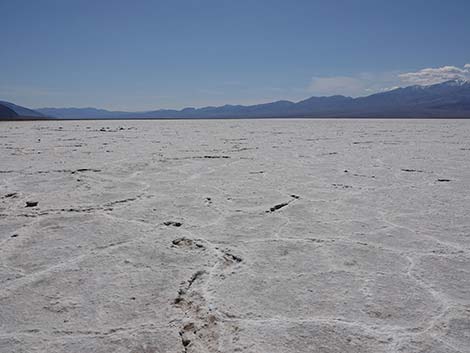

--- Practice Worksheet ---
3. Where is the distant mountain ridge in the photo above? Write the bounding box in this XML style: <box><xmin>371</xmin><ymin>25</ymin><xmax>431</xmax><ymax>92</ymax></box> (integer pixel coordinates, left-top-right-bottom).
<box><xmin>0</xmin><ymin>103</ymin><xmax>18</xmax><ymax>119</ymax></box>
<box><xmin>0</xmin><ymin>101</ymin><xmax>46</xmax><ymax>119</ymax></box>
<box><xmin>36</xmin><ymin>80</ymin><xmax>470</xmax><ymax>119</ymax></box>
<box><xmin>13</xmin><ymin>80</ymin><xmax>470</xmax><ymax>119</ymax></box>
<box><xmin>35</xmin><ymin>107</ymin><xmax>130</xmax><ymax>119</ymax></box>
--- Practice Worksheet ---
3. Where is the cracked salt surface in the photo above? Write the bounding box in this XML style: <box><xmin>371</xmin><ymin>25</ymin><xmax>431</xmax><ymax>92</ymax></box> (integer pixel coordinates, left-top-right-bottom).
<box><xmin>0</xmin><ymin>119</ymin><xmax>469</xmax><ymax>353</ymax></box>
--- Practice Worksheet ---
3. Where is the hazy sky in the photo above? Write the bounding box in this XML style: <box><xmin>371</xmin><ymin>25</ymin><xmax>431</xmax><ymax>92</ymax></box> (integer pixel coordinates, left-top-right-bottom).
<box><xmin>2</xmin><ymin>0</ymin><xmax>470</xmax><ymax>110</ymax></box>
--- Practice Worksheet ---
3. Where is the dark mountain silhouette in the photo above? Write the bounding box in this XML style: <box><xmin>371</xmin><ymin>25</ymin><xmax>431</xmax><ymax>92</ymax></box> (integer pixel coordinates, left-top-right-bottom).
<box><xmin>30</xmin><ymin>80</ymin><xmax>470</xmax><ymax>119</ymax></box>
<box><xmin>0</xmin><ymin>101</ymin><xmax>46</xmax><ymax>120</ymax></box>
<box><xmin>0</xmin><ymin>103</ymin><xmax>19</xmax><ymax>119</ymax></box>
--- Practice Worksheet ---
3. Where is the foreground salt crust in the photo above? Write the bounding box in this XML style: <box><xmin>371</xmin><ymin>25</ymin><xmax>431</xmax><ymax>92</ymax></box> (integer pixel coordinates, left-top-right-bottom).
<box><xmin>0</xmin><ymin>119</ymin><xmax>469</xmax><ymax>353</ymax></box>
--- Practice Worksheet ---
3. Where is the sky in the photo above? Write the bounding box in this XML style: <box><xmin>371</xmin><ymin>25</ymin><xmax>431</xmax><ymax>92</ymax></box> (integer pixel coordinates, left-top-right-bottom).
<box><xmin>1</xmin><ymin>0</ymin><xmax>470</xmax><ymax>111</ymax></box>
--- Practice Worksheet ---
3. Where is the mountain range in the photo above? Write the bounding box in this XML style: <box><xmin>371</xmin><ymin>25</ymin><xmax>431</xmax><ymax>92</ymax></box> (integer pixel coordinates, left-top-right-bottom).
<box><xmin>0</xmin><ymin>101</ymin><xmax>46</xmax><ymax>120</ymax></box>
<box><xmin>1</xmin><ymin>80</ymin><xmax>470</xmax><ymax>120</ymax></box>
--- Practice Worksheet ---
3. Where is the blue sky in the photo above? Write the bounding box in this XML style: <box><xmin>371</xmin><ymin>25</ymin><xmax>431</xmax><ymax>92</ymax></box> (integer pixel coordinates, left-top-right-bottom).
<box><xmin>1</xmin><ymin>0</ymin><xmax>470</xmax><ymax>110</ymax></box>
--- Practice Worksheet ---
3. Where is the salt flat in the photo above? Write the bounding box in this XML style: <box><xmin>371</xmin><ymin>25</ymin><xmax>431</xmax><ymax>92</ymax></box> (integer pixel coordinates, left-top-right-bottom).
<box><xmin>0</xmin><ymin>119</ymin><xmax>469</xmax><ymax>353</ymax></box>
